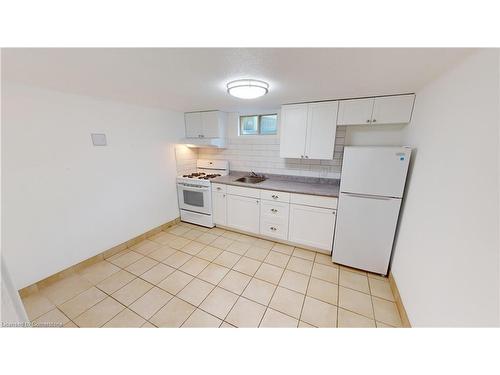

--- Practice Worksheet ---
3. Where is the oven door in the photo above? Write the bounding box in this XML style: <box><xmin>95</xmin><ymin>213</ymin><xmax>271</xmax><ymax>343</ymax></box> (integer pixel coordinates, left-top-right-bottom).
<box><xmin>177</xmin><ymin>183</ymin><xmax>212</xmax><ymax>215</ymax></box>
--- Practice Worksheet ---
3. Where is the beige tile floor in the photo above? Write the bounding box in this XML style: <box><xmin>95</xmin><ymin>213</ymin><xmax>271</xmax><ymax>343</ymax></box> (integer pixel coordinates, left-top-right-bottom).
<box><xmin>22</xmin><ymin>222</ymin><xmax>403</xmax><ymax>328</ymax></box>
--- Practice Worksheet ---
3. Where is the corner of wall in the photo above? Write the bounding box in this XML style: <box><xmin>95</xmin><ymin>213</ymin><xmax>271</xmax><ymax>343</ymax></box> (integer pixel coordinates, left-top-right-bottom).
<box><xmin>390</xmin><ymin>50</ymin><xmax>500</xmax><ymax>326</ymax></box>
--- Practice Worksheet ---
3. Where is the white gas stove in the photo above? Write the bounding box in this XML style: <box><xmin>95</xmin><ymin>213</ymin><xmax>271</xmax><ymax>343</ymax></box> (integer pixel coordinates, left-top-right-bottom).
<box><xmin>177</xmin><ymin>159</ymin><xmax>229</xmax><ymax>227</ymax></box>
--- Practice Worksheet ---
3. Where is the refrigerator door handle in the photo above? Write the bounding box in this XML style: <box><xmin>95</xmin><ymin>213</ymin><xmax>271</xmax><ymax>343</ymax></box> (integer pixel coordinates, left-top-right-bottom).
<box><xmin>342</xmin><ymin>192</ymin><xmax>399</xmax><ymax>200</ymax></box>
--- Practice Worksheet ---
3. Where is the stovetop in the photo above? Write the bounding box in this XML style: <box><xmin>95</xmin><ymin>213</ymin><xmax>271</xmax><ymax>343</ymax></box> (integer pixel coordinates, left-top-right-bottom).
<box><xmin>177</xmin><ymin>160</ymin><xmax>229</xmax><ymax>186</ymax></box>
<box><xmin>181</xmin><ymin>172</ymin><xmax>222</xmax><ymax>180</ymax></box>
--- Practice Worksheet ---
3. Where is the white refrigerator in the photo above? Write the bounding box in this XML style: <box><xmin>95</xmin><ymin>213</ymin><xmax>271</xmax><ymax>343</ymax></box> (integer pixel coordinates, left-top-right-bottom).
<box><xmin>333</xmin><ymin>146</ymin><xmax>411</xmax><ymax>275</ymax></box>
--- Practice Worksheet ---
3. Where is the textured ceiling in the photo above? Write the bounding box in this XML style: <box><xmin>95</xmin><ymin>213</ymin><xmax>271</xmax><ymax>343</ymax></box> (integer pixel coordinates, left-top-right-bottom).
<box><xmin>2</xmin><ymin>48</ymin><xmax>473</xmax><ymax>112</ymax></box>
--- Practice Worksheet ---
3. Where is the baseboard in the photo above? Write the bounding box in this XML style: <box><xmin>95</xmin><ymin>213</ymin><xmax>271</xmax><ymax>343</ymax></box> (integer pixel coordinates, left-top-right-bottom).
<box><xmin>18</xmin><ymin>217</ymin><xmax>180</xmax><ymax>298</ymax></box>
<box><xmin>388</xmin><ymin>272</ymin><xmax>411</xmax><ymax>328</ymax></box>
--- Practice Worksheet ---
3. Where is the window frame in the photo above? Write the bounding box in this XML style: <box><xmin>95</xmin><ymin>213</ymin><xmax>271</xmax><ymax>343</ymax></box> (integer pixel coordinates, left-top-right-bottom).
<box><xmin>239</xmin><ymin>113</ymin><xmax>278</xmax><ymax>136</ymax></box>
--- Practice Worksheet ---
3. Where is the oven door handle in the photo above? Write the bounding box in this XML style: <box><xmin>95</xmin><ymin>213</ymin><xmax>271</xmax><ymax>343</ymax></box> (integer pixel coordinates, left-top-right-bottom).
<box><xmin>177</xmin><ymin>183</ymin><xmax>210</xmax><ymax>191</ymax></box>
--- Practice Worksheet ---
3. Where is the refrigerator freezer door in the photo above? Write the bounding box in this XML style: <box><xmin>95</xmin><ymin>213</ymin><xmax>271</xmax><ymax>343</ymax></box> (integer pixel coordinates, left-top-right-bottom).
<box><xmin>340</xmin><ymin>146</ymin><xmax>411</xmax><ymax>198</ymax></box>
<box><xmin>333</xmin><ymin>192</ymin><xmax>402</xmax><ymax>275</ymax></box>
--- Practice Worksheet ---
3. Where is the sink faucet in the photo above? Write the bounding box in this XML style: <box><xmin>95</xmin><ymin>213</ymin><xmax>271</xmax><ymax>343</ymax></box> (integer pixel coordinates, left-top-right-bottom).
<box><xmin>250</xmin><ymin>171</ymin><xmax>258</xmax><ymax>177</ymax></box>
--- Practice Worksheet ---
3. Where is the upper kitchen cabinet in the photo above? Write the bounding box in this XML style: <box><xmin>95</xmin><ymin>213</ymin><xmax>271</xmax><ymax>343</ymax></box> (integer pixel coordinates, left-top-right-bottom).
<box><xmin>184</xmin><ymin>110</ymin><xmax>226</xmax><ymax>138</ymax></box>
<box><xmin>279</xmin><ymin>104</ymin><xmax>308</xmax><ymax>158</ymax></box>
<box><xmin>280</xmin><ymin>101</ymin><xmax>338</xmax><ymax>160</ymax></box>
<box><xmin>372</xmin><ymin>94</ymin><xmax>415</xmax><ymax>125</ymax></box>
<box><xmin>337</xmin><ymin>98</ymin><xmax>374</xmax><ymax>126</ymax></box>
<box><xmin>185</xmin><ymin>112</ymin><xmax>203</xmax><ymax>138</ymax></box>
<box><xmin>337</xmin><ymin>94</ymin><xmax>415</xmax><ymax>126</ymax></box>
<box><xmin>305</xmin><ymin>101</ymin><xmax>339</xmax><ymax>159</ymax></box>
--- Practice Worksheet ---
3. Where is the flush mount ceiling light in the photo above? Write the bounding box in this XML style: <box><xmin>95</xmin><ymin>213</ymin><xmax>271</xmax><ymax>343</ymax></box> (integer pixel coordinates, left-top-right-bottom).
<box><xmin>227</xmin><ymin>79</ymin><xmax>269</xmax><ymax>99</ymax></box>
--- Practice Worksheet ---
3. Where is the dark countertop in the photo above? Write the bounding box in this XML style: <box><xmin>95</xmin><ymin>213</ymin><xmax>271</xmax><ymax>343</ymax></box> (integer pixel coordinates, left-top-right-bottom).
<box><xmin>211</xmin><ymin>172</ymin><xmax>340</xmax><ymax>198</ymax></box>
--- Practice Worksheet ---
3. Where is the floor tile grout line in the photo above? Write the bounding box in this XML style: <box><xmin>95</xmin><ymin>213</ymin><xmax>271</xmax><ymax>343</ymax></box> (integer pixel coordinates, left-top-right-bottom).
<box><xmin>296</xmin><ymin>252</ymin><xmax>317</xmax><ymax>327</ymax></box>
<box><xmin>367</xmin><ymin>274</ymin><xmax>377</xmax><ymax>325</ymax></box>
<box><xmin>42</xmin><ymin>270</ymin><xmax>131</xmax><ymax>326</ymax></box>
<box><xmin>50</xmin><ymin>281</ymin><xmax>379</xmax><ymax>327</ymax></box>
<box><xmin>194</xmin><ymin>251</ymin><xmax>259</xmax><ymax>323</ymax></box>
<box><xmin>336</xmin><ymin>264</ymin><xmax>340</xmax><ymax>327</ymax></box>
<box><xmin>336</xmin><ymin>276</ymin><xmax>395</xmax><ymax>302</ymax></box>
<box><xmin>73</xmin><ymin>293</ymin><xmax>126</xmax><ymax>327</ymax></box>
<box><xmin>163</xmin><ymin>225</ymin><xmax>394</xmax><ymax>326</ymax></box>
<box><xmin>180</xmin><ymin>303</ymin><xmax>226</xmax><ymax>328</ymax></box>
<box><xmin>256</xmin><ymin>247</ymin><xmax>295</xmax><ymax>327</ymax></box>
<box><xmin>76</xmin><ymin>254</ymin><xmax>171</xmax><ymax>326</ymax></box>
<box><xmin>55</xmin><ymin>285</ymin><xmax>111</xmax><ymax>323</ymax></box>
<box><xmin>31</xmin><ymin>224</ymin><xmax>395</xmax><ymax>328</ymax></box>
<box><xmin>50</xmin><ymin>261</ymin><xmax>340</xmax><ymax>326</ymax></box>
<box><xmin>186</xmin><ymin>235</ymin><xmax>282</xmax><ymax>326</ymax></box>
<box><xmin>33</xmin><ymin>306</ymin><xmax>72</xmax><ymax>327</ymax></box>
<box><xmin>152</xmin><ymin>237</ymin><xmax>246</xmax><ymax>325</ymax></box>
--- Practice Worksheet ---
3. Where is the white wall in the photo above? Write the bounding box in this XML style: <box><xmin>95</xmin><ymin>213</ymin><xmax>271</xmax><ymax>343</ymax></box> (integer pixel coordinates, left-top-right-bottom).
<box><xmin>345</xmin><ymin>123</ymin><xmax>407</xmax><ymax>146</ymax></box>
<box><xmin>198</xmin><ymin>112</ymin><xmax>345</xmax><ymax>178</ymax></box>
<box><xmin>391</xmin><ymin>50</ymin><xmax>500</xmax><ymax>326</ymax></box>
<box><xmin>2</xmin><ymin>83</ymin><xmax>184</xmax><ymax>289</ymax></box>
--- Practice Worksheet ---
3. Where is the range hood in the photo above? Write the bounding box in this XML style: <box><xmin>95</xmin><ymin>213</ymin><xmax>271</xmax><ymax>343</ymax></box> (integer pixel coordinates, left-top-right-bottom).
<box><xmin>180</xmin><ymin>138</ymin><xmax>226</xmax><ymax>148</ymax></box>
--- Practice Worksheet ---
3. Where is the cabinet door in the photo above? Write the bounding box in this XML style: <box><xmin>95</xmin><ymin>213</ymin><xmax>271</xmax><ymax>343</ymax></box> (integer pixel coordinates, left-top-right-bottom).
<box><xmin>305</xmin><ymin>101</ymin><xmax>338</xmax><ymax>159</ymax></box>
<box><xmin>212</xmin><ymin>191</ymin><xmax>227</xmax><ymax>226</ymax></box>
<box><xmin>371</xmin><ymin>94</ymin><xmax>415</xmax><ymax>125</ymax></box>
<box><xmin>185</xmin><ymin>112</ymin><xmax>203</xmax><ymax>138</ymax></box>
<box><xmin>279</xmin><ymin>104</ymin><xmax>308</xmax><ymax>158</ymax></box>
<box><xmin>288</xmin><ymin>204</ymin><xmax>336</xmax><ymax>251</ymax></box>
<box><xmin>227</xmin><ymin>195</ymin><xmax>260</xmax><ymax>233</ymax></box>
<box><xmin>201</xmin><ymin>111</ymin><xmax>221</xmax><ymax>138</ymax></box>
<box><xmin>337</xmin><ymin>98</ymin><xmax>374</xmax><ymax>126</ymax></box>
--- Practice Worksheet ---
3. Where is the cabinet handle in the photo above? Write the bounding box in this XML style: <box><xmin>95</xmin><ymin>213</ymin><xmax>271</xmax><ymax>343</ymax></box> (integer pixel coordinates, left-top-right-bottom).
<box><xmin>271</xmin><ymin>195</ymin><xmax>278</xmax><ymax>199</ymax></box>
<box><xmin>271</xmin><ymin>208</ymin><xmax>278</xmax><ymax>213</ymax></box>
<box><xmin>372</xmin><ymin>119</ymin><xmax>377</xmax><ymax>123</ymax></box>
<box><xmin>270</xmin><ymin>226</ymin><xmax>277</xmax><ymax>231</ymax></box>
<box><xmin>216</xmin><ymin>187</ymin><xmax>222</xmax><ymax>190</ymax></box>
<box><xmin>300</xmin><ymin>155</ymin><xmax>304</xmax><ymax>159</ymax></box>
<box><xmin>223</xmin><ymin>194</ymin><xmax>226</xmax><ymax>197</ymax></box>
<box><xmin>366</xmin><ymin>119</ymin><xmax>370</xmax><ymax>123</ymax></box>
<box><xmin>256</xmin><ymin>200</ymin><xmax>259</xmax><ymax>204</ymax></box>
<box><xmin>305</xmin><ymin>155</ymin><xmax>309</xmax><ymax>159</ymax></box>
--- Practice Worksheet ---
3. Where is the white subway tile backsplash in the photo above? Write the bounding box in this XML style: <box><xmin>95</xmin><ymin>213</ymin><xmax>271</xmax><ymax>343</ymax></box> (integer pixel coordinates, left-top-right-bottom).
<box><xmin>175</xmin><ymin>145</ymin><xmax>198</xmax><ymax>175</ymax></box>
<box><xmin>176</xmin><ymin>125</ymin><xmax>345</xmax><ymax>179</ymax></box>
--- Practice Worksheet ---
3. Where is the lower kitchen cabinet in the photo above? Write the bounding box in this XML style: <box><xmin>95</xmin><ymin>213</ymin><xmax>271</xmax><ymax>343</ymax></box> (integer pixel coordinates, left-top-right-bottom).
<box><xmin>259</xmin><ymin>200</ymin><xmax>290</xmax><ymax>241</ymax></box>
<box><xmin>226</xmin><ymin>194</ymin><xmax>260</xmax><ymax>233</ymax></box>
<box><xmin>212</xmin><ymin>191</ymin><xmax>227</xmax><ymax>225</ymax></box>
<box><xmin>288</xmin><ymin>204</ymin><xmax>336</xmax><ymax>251</ymax></box>
<box><xmin>217</xmin><ymin>185</ymin><xmax>337</xmax><ymax>253</ymax></box>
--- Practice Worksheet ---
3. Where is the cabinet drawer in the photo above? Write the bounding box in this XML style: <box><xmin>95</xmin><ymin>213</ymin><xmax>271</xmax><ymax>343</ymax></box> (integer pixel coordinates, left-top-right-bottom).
<box><xmin>260</xmin><ymin>189</ymin><xmax>290</xmax><ymax>203</ymax></box>
<box><xmin>260</xmin><ymin>219</ymin><xmax>288</xmax><ymax>241</ymax></box>
<box><xmin>227</xmin><ymin>185</ymin><xmax>260</xmax><ymax>198</ymax></box>
<box><xmin>260</xmin><ymin>201</ymin><xmax>289</xmax><ymax>223</ymax></box>
<box><xmin>290</xmin><ymin>193</ymin><xmax>338</xmax><ymax>209</ymax></box>
<box><xmin>212</xmin><ymin>183</ymin><xmax>227</xmax><ymax>194</ymax></box>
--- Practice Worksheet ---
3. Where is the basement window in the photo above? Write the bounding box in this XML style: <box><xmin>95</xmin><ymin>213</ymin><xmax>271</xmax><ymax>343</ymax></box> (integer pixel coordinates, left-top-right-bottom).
<box><xmin>239</xmin><ymin>114</ymin><xmax>277</xmax><ymax>135</ymax></box>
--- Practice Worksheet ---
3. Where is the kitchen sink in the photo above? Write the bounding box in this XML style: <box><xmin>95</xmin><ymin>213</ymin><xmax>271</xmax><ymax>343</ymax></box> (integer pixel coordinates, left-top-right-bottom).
<box><xmin>235</xmin><ymin>176</ymin><xmax>267</xmax><ymax>184</ymax></box>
